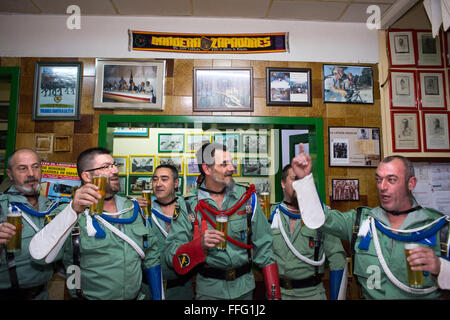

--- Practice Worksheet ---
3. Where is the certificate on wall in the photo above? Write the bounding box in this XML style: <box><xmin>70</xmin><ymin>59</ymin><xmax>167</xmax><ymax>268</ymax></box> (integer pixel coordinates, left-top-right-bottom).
<box><xmin>328</xmin><ymin>127</ymin><xmax>381</xmax><ymax>167</ymax></box>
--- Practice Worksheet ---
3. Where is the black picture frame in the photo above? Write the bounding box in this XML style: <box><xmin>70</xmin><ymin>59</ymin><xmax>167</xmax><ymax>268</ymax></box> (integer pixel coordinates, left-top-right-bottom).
<box><xmin>266</xmin><ymin>67</ymin><xmax>312</xmax><ymax>106</ymax></box>
<box><xmin>32</xmin><ymin>61</ymin><xmax>82</xmax><ymax>120</ymax></box>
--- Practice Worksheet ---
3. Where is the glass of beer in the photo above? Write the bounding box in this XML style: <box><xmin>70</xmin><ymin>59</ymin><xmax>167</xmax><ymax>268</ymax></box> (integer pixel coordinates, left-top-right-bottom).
<box><xmin>90</xmin><ymin>175</ymin><xmax>107</xmax><ymax>214</ymax></box>
<box><xmin>215</xmin><ymin>215</ymin><xmax>228</xmax><ymax>250</ymax></box>
<box><xmin>260</xmin><ymin>192</ymin><xmax>271</xmax><ymax>219</ymax></box>
<box><xmin>142</xmin><ymin>190</ymin><xmax>152</xmax><ymax>217</ymax></box>
<box><xmin>404</xmin><ymin>243</ymin><xmax>423</xmax><ymax>288</ymax></box>
<box><xmin>6</xmin><ymin>207</ymin><xmax>22</xmax><ymax>252</ymax></box>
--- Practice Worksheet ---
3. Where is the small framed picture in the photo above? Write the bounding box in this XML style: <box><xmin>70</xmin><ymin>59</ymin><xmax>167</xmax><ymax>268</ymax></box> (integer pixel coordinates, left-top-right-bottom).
<box><xmin>242</xmin><ymin>157</ymin><xmax>270</xmax><ymax>176</ymax></box>
<box><xmin>389</xmin><ymin>70</ymin><xmax>417</xmax><ymax>109</ymax></box>
<box><xmin>112</xmin><ymin>155</ymin><xmax>128</xmax><ymax>175</ymax></box>
<box><xmin>232</xmin><ymin>157</ymin><xmax>241</xmax><ymax>177</ymax></box>
<box><xmin>418</xmin><ymin>70</ymin><xmax>447</xmax><ymax>110</ymax></box>
<box><xmin>129</xmin><ymin>175</ymin><xmax>152</xmax><ymax>195</ymax></box>
<box><xmin>158</xmin><ymin>133</ymin><xmax>185</xmax><ymax>153</ymax></box>
<box><xmin>388</xmin><ymin>30</ymin><xmax>416</xmax><ymax>67</ymax></box>
<box><xmin>185</xmin><ymin>176</ymin><xmax>198</xmax><ymax>196</ymax></box>
<box><xmin>185</xmin><ymin>156</ymin><xmax>200</xmax><ymax>176</ymax></box>
<box><xmin>391</xmin><ymin>111</ymin><xmax>421</xmax><ymax>152</ymax></box>
<box><xmin>186</xmin><ymin>133</ymin><xmax>212</xmax><ymax>153</ymax></box>
<box><xmin>118</xmin><ymin>176</ymin><xmax>128</xmax><ymax>195</ymax></box>
<box><xmin>421</xmin><ymin>111</ymin><xmax>450</xmax><ymax>152</ymax></box>
<box><xmin>332</xmin><ymin>179</ymin><xmax>360</xmax><ymax>201</ymax></box>
<box><xmin>266</xmin><ymin>67</ymin><xmax>312</xmax><ymax>106</ymax></box>
<box><xmin>242</xmin><ymin>133</ymin><xmax>268</xmax><ymax>153</ymax></box>
<box><xmin>213</xmin><ymin>133</ymin><xmax>240</xmax><ymax>152</ymax></box>
<box><xmin>322</xmin><ymin>64</ymin><xmax>374</xmax><ymax>104</ymax></box>
<box><xmin>416</xmin><ymin>31</ymin><xmax>444</xmax><ymax>67</ymax></box>
<box><xmin>129</xmin><ymin>155</ymin><xmax>155</xmax><ymax>175</ymax></box>
<box><xmin>157</xmin><ymin>156</ymin><xmax>184</xmax><ymax>175</ymax></box>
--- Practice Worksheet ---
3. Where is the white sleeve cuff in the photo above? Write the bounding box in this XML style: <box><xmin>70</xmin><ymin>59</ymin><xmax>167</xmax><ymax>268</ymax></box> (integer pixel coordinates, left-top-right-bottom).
<box><xmin>437</xmin><ymin>257</ymin><xmax>450</xmax><ymax>289</ymax></box>
<box><xmin>292</xmin><ymin>173</ymin><xmax>325</xmax><ymax>230</ymax></box>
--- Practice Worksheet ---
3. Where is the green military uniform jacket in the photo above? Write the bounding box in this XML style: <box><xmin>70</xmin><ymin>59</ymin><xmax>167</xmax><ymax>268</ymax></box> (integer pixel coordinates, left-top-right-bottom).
<box><xmin>165</xmin><ymin>184</ymin><xmax>275</xmax><ymax>299</ymax></box>
<box><xmin>0</xmin><ymin>187</ymin><xmax>57</xmax><ymax>299</ymax></box>
<box><xmin>321</xmin><ymin>204</ymin><xmax>447</xmax><ymax>299</ymax></box>
<box><xmin>270</xmin><ymin>203</ymin><xmax>347</xmax><ymax>299</ymax></box>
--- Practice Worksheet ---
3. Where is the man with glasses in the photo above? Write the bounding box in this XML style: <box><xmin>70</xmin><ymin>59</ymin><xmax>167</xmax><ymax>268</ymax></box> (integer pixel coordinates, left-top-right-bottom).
<box><xmin>29</xmin><ymin>147</ymin><xmax>163</xmax><ymax>300</ymax></box>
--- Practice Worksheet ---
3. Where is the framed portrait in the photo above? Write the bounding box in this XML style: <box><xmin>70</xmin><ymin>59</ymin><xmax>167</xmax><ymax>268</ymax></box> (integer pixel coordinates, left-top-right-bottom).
<box><xmin>118</xmin><ymin>176</ymin><xmax>128</xmax><ymax>195</ymax></box>
<box><xmin>94</xmin><ymin>59</ymin><xmax>165</xmax><ymax>110</ymax></box>
<box><xmin>129</xmin><ymin>175</ymin><xmax>152</xmax><ymax>195</ymax></box>
<box><xmin>242</xmin><ymin>157</ymin><xmax>270</xmax><ymax>176</ymax></box>
<box><xmin>332</xmin><ymin>179</ymin><xmax>360</xmax><ymax>201</ymax></box>
<box><xmin>157</xmin><ymin>156</ymin><xmax>184</xmax><ymax>175</ymax></box>
<box><xmin>186</xmin><ymin>133</ymin><xmax>212</xmax><ymax>153</ymax></box>
<box><xmin>112</xmin><ymin>155</ymin><xmax>128</xmax><ymax>175</ymax></box>
<box><xmin>129</xmin><ymin>155</ymin><xmax>155</xmax><ymax>175</ymax></box>
<box><xmin>418</xmin><ymin>70</ymin><xmax>447</xmax><ymax>110</ymax></box>
<box><xmin>421</xmin><ymin>111</ymin><xmax>450</xmax><ymax>152</ymax></box>
<box><xmin>389</xmin><ymin>70</ymin><xmax>417</xmax><ymax>109</ymax></box>
<box><xmin>328</xmin><ymin>127</ymin><xmax>381</xmax><ymax>167</ymax></box>
<box><xmin>232</xmin><ymin>157</ymin><xmax>241</xmax><ymax>177</ymax></box>
<box><xmin>242</xmin><ymin>133</ymin><xmax>268</xmax><ymax>153</ymax></box>
<box><xmin>266</xmin><ymin>67</ymin><xmax>312</xmax><ymax>106</ymax></box>
<box><xmin>158</xmin><ymin>133</ymin><xmax>185</xmax><ymax>153</ymax></box>
<box><xmin>185</xmin><ymin>156</ymin><xmax>200</xmax><ymax>176</ymax></box>
<box><xmin>32</xmin><ymin>61</ymin><xmax>82</xmax><ymax>120</ymax></box>
<box><xmin>113</xmin><ymin>127</ymin><xmax>149</xmax><ymax>137</ymax></box>
<box><xmin>391</xmin><ymin>111</ymin><xmax>421</xmax><ymax>152</ymax></box>
<box><xmin>416</xmin><ymin>31</ymin><xmax>444</xmax><ymax>67</ymax></box>
<box><xmin>322</xmin><ymin>64</ymin><xmax>374</xmax><ymax>104</ymax></box>
<box><xmin>213</xmin><ymin>133</ymin><xmax>240</xmax><ymax>152</ymax></box>
<box><xmin>387</xmin><ymin>30</ymin><xmax>416</xmax><ymax>67</ymax></box>
<box><xmin>193</xmin><ymin>67</ymin><xmax>253</xmax><ymax>112</ymax></box>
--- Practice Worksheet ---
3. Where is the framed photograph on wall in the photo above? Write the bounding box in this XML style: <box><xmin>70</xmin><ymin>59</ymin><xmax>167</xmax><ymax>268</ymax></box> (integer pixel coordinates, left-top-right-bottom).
<box><xmin>118</xmin><ymin>176</ymin><xmax>128</xmax><ymax>195</ymax></box>
<box><xmin>94</xmin><ymin>59</ymin><xmax>165</xmax><ymax>110</ymax></box>
<box><xmin>193</xmin><ymin>67</ymin><xmax>253</xmax><ymax>112</ymax></box>
<box><xmin>389</xmin><ymin>70</ymin><xmax>417</xmax><ymax>109</ymax></box>
<box><xmin>242</xmin><ymin>158</ymin><xmax>270</xmax><ymax>176</ymax></box>
<box><xmin>418</xmin><ymin>70</ymin><xmax>447</xmax><ymax>110</ymax></box>
<box><xmin>129</xmin><ymin>175</ymin><xmax>152</xmax><ymax>195</ymax></box>
<box><xmin>332</xmin><ymin>179</ymin><xmax>360</xmax><ymax>201</ymax></box>
<box><xmin>416</xmin><ymin>31</ymin><xmax>444</xmax><ymax>67</ymax></box>
<box><xmin>185</xmin><ymin>156</ymin><xmax>200</xmax><ymax>176</ymax></box>
<box><xmin>129</xmin><ymin>155</ymin><xmax>155</xmax><ymax>175</ymax></box>
<box><xmin>328</xmin><ymin>127</ymin><xmax>381</xmax><ymax>167</ymax></box>
<box><xmin>186</xmin><ymin>133</ymin><xmax>212</xmax><ymax>153</ymax></box>
<box><xmin>387</xmin><ymin>30</ymin><xmax>416</xmax><ymax>67</ymax></box>
<box><xmin>391</xmin><ymin>111</ymin><xmax>421</xmax><ymax>152</ymax></box>
<box><xmin>32</xmin><ymin>61</ymin><xmax>82</xmax><ymax>120</ymax></box>
<box><xmin>176</xmin><ymin>177</ymin><xmax>184</xmax><ymax>196</ymax></box>
<box><xmin>157</xmin><ymin>156</ymin><xmax>184</xmax><ymax>175</ymax></box>
<box><xmin>266</xmin><ymin>67</ymin><xmax>312</xmax><ymax>106</ymax></box>
<box><xmin>213</xmin><ymin>133</ymin><xmax>240</xmax><ymax>152</ymax></box>
<box><xmin>422</xmin><ymin>111</ymin><xmax>450</xmax><ymax>152</ymax></box>
<box><xmin>158</xmin><ymin>133</ymin><xmax>185</xmax><ymax>153</ymax></box>
<box><xmin>322</xmin><ymin>64</ymin><xmax>374</xmax><ymax>104</ymax></box>
<box><xmin>112</xmin><ymin>155</ymin><xmax>128</xmax><ymax>175</ymax></box>
<box><xmin>242</xmin><ymin>133</ymin><xmax>268</xmax><ymax>153</ymax></box>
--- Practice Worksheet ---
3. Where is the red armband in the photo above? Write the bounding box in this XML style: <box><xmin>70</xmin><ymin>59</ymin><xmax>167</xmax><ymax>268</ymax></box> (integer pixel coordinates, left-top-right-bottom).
<box><xmin>262</xmin><ymin>262</ymin><xmax>281</xmax><ymax>300</ymax></box>
<box><xmin>172</xmin><ymin>237</ymin><xmax>206</xmax><ymax>275</ymax></box>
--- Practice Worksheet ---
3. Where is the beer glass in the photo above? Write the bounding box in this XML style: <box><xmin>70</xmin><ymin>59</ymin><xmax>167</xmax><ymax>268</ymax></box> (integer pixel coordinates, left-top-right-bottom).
<box><xmin>90</xmin><ymin>175</ymin><xmax>107</xmax><ymax>214</ymax></box>
<box><xmin>6</xmin><ymin>207</ymin><xmax>22</xmax><ymax>252</ymax></box>
<box><xmin>260</xmin><ymin>192</ymin><xmax>271</xmax><ymax>219</ymax></box>
<box><xmin>142</xmin><ymin>190</ymin><xmax>152</xmax><ymax>217</ymax></box>
<box><xmin>404</xmin><ymin>243</ymin><xmax>423</xmax><ymax>288</ymax></box>
<box><xmin>215</xmin><ymin>215</ymin><xmax>228</xmax><ymax>250</ymax></box>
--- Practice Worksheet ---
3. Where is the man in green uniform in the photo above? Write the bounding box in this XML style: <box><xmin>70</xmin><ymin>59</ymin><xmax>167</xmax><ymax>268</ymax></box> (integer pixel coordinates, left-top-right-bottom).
<box><xmin>291</xmin><ymin>144</ymin><xmax>450</xmax><ymax>299</ymax></box>
<box><xmin>0</xmin><ymin>148</ymin><xmax>59</xmax><ymax>300</ymax></box>
<box><xmin>140</xmin><ymin>164</ymin><xmax>193</xmax><ymax>299</ymax></box>
<box><xmin>269</xmin><ymin>164</ymin><xmax>347</xmax><ymax>299</ymax></box>
<box><xmin>166</xmin><ymin>142</ymin><xmax>281</xmax><ymax>300</ymax></box>
<box><xmin>29</xmin><ymin>147</ymin><xmax>162</xmax><ymax>300</ymax></box>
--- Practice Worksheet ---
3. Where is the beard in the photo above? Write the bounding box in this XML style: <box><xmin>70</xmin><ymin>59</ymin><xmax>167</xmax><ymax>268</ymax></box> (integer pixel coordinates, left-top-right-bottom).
<box><xmin>211</xmin><ymin>171</ymin><xmax>235</xmax><ymax>190</ymax></box>
<box><xmin>15</xmin><ymin>177</ymin><xmax>41</xmax><ymax>195</ymax></box>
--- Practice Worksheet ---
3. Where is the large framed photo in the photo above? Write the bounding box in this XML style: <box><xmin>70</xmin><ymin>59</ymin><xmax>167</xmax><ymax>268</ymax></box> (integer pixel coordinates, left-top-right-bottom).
<box><xmin>193</xmin><ymin>67</ymin><xmax>253</xmax><ymax>112</ymax></box>
<box><xmin>322</xmin><ymin>64</ymin><xmax>374</xmax><ymax>104</ymax></box>
<box><xmin>421</xmin><ymin>111</ymin><xmax>450</xmax><ymax>152</ymax></box>
<box><xmin>94</xmin><ymin>59</ymin><xmax>165</xmax><ymax>110</ymax></box>
<box><xmin>242</xmin><ymin>157</ymin><xmax>270</xmax><ymax>176</ymax></box>
<box><xmin>157</xmin><ymin>156</ymin><xmax>184</xmax><ymax>175</ymax></box>
<box><xmin>129</xmin><ymin>155</ymin><xmax>155</xmax><ymax>175</ymax></box>
<box><xmin>242</xmin><ymin>133</ymin><xmax>268</xmax><ymax>153</ymax></box>
<box><xmin>332</xmin><ymin>179</ymin><xmax>360</xmax><ymax>201</ymax></box>
<box><xmin>266</xmin><ymin>67</ymin><xmax>312</xmax><ymax>106</ymax></box>
<box><xmin>387</xmin><ymin>30</ymin><xmax>416</xmax><ymax>67</ymax></box>
<box><xmin>32</xmin><ymin>61</ymin><xmax>82</xmax><ymax>120</ymax></box>
<box><xmin>391</xmin><ymin>111</ymin><xmax>421</xmax><ymax>152</ymax></box>
<box><xmin>186</xmin><ymin>133</ymin><xmax>212</xmax><ymax>153</ymax></box>
<box><xmin>158</xmin><ymin>133</ymin><xmax>185</xmax><ymax>153</ymax></box>
<box><xmin>416</xmin><ymin>31</ymin><xmax>444</xmax><ymax>67</ymax></box>
<box><xmin>418</xmin><ymin>70</ymin><xmax>447</xmax><ymax>110</ymax></box>
<box><xmin>389</xmin><ymin>70</ymin><xmax>417</xmax><ymax>109</ymax></box>
<box><xmin>328</xmin><ymin>127</ymin><xmax>381</xmax><ymax>167</ymax></box>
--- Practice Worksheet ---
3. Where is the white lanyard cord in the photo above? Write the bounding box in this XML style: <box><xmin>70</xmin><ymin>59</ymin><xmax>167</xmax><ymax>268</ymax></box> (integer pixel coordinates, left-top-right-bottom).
<box><xmin>21</xmin><ymin>212</ymin><xmax>40</xmax><ymax>233</ymax></box>
<box><xmin>151</xmin><ymin>213</ymin><xmax>168</xmax><ymax>238</ymax></box>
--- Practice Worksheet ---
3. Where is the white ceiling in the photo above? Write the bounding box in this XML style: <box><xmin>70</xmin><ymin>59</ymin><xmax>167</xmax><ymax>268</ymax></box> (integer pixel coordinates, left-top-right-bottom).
<box><xmin>0</xmin><ymin>0</ymin><xmax>421</xmax><ymax>26</ymax></box>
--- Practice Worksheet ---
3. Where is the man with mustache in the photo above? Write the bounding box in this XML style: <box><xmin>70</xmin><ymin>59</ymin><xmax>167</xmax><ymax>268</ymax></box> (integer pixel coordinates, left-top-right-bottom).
<box><xmin>166</xmin><ymin>142</ymin><xmax>281</xmax><ymax>300</ymax></box>
<box><xmin>0</xmin><ymin>148</ymin><xmax>60</xmax><ymax>299</ymax></box>
<box><xmin>29</xmin><ymin>147</ymin><xmax>163</xmax><ymax>300</ymax></box>
<box><xmin>290</xmin><ymin>144</ymin><xmax>450</xmax><ymax>299</ymax></box>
